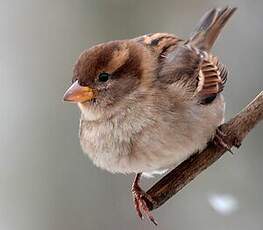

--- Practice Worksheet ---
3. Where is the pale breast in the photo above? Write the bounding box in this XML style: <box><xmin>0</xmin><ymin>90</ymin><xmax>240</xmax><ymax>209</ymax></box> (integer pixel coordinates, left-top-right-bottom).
<box><xmin>79</xmin><ymin>109</ymin><xmax>154</xmax><ymax>173</ymax></box>
<box><xmin>79</xmin><ymin>95</ymin><xmax>225</xmax><ymax>174</ymax></box>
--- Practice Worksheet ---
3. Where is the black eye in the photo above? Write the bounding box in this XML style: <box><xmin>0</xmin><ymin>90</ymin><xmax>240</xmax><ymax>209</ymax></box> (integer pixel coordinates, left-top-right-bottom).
<box><xmin>98</xmin><ymin>72</ymin><xmax>110</xmax><ymax>82</ymax></box>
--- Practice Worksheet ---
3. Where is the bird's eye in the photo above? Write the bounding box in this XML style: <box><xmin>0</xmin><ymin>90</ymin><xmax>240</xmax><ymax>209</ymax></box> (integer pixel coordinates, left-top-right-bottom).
<box><xmin>98</xmin><ymin>72</ymin><xmax>110</xmax><ymax>82</ymax></box>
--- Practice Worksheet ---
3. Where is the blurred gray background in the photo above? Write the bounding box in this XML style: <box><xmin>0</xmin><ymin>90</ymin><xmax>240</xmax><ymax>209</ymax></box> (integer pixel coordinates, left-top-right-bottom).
<box><xmin>1</xmin><ymin>0</ymin><xmax>263</xmax><ymax>229</ymax></box>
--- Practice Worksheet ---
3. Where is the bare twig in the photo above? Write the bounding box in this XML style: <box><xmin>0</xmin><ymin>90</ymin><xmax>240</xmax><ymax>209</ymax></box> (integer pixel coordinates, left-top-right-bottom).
<box><xmin>146</xmin><ymin>91</ymin><xmax>263</xmax><ymax>211</ymax></box>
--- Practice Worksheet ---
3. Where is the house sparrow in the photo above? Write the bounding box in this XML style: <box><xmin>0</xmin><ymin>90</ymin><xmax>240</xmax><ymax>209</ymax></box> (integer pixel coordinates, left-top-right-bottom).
<box><xmin>63</xmin><ymin>7</ymin><xmax>236</xmax><ymax>224</ymax></box>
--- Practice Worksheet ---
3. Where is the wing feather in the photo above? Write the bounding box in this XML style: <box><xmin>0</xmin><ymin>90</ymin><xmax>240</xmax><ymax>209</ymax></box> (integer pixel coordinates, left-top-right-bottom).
<box><xmin>158</xmin><ymin>45</ymin><xmax>228</xmax><ymax>104</ymax></box>
<box><xmin>197</xmin><ymin>54</ymin><xmax>228</xmax><ymax>99</ymax></box>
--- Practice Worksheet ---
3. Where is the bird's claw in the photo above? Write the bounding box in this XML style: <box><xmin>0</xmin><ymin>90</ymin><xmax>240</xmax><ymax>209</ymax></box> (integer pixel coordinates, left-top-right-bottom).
<box><xmin>132</xmin><ymin>186</ymin><xmax>158</xmax><ymax>225</ymax></box>
<box><xmin>213</xmin><ymin>127</ymin><xmax>233</xmax><ymax>154</ymax></box>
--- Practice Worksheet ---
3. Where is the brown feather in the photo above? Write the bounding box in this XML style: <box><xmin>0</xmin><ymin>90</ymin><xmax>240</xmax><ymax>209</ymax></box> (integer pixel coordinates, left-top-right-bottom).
<box><xmin>158</xmin><ymin>44</ymin><xmax>228</xmax><ymax>104</ymax></box>
<box><xmin>197</xmin><ymin>54</ymin><xmax>228</xmax><ymax>98</ymax></box>
<box><xmin>189</xmin><ymin>7</ymin><xmax>237</xmax><ymax>51</ymax></box>
<box><xmin>134</xmin><ymin>33</ymin><xmax>183</xmax><ymax>59</ymax></box>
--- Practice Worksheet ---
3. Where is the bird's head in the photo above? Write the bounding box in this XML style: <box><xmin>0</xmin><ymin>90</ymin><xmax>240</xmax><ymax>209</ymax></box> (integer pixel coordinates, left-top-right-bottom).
<box><xmin>63</xmin><ymin>40</ymin><xmax>156</xmax><ymax>120</ymax></box>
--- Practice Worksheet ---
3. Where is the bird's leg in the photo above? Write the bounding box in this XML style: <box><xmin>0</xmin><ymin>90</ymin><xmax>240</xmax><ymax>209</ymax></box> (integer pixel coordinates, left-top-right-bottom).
<box><xmin>213</xmin><ymin>127</ymin><xmax>234</xmax><ymax>154</ymax></box>
<box><xmin>131</xmin><ymin>173</ymin><xmax>158</xmax><ymax>225</ymax></box>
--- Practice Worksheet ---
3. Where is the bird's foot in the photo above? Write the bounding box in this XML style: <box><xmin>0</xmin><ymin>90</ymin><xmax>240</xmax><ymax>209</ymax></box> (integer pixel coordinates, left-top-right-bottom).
<box><xmin>132</xmin><ymin>174</ymin><xmax>158</xmax><ymax>225</ymax></box>
<box><xmin>213</xmin><ymin>127</ymin><xmax>234</xmax><ymax>154</ymax></box>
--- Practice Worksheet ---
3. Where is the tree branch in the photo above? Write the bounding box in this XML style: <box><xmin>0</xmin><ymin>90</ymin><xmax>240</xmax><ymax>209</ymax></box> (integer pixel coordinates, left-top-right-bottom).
<box><xmin>146</xmin><ymin>91</ymin><xmax>263</xmax><ymax>211</ymax></box>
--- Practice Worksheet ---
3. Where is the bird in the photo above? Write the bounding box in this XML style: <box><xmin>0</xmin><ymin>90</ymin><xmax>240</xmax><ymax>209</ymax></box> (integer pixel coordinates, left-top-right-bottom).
<box><xmin>63</xmin><ymin>7</ymin><xmax>236</xmax><ymax>225</ymax></box>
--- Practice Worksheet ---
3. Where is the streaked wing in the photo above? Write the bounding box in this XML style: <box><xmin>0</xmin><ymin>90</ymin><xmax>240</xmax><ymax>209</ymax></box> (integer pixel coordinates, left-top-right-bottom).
<box><xmin>133</xmin><ymin>33</ymin><xmax>183</xmax><ymax>58</ymax></box>
<box><xmin>158</xmin><ymin>44</ymin><xmax>228</xmax><ymax>104</ymax></box>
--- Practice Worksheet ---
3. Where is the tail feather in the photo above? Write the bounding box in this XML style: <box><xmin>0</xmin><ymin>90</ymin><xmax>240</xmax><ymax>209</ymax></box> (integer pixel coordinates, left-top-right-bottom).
<box><xmin>189</xmin><ymin>7</ymin><xmax>237</xmax><ymax>51</ymax></box>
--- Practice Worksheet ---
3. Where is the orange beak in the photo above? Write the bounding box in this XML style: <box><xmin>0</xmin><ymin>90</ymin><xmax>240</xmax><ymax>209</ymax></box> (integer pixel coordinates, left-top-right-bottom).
<box><xmin>63</xmin><ymin>81</ymin><xmax>95</xmax><ymax>103</ymax></box>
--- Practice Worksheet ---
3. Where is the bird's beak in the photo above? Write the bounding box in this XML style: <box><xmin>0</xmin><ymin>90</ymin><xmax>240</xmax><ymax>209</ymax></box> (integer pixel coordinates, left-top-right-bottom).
<box><xmin>63</xmin><ymin>81</ymin><xmax>94</xmax><ymax>103</ymax></box>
